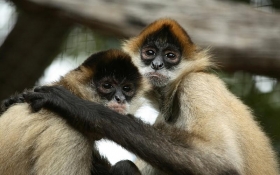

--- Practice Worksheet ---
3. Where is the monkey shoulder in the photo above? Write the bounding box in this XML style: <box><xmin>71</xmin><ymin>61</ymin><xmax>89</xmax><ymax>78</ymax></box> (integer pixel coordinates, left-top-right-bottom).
<box><xmin>0</xmin><ymin>103</ymin><xmax>85</xmax><ymax>140</ymax></box>
<box><xmin>179</xmin><ymin>72</ymin><xmax>239</xmax><ymax>104</ymax></box>
<box><xmin>1</xmin><ymin>103</ymin><xmax>29</xmax><ymax>116</ymax></box>
<box><xmin>176</xmin><ymin>72</ymin><xmax>243</xmax><ymax>132</ymax></box>
<box><xmin>180</xmin><ymin>72</ymin><xmax>226</xmax><ymax>91</ymax></box>
<box><xmin>0</xmin><ymin>102</ymin><xmax>91</xmax><ymax>172</ymax></box>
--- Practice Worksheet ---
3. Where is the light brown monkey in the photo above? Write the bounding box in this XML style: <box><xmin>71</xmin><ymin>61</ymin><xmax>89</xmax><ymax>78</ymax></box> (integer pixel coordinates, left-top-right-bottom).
<box><xmin>0</xmin><ymin>49</ymin><xmax>146</xmax><ymax>175</ymax></box>
<box><xmin>122</xmin><ymin>18</ymin><xmax>279</xmax><ymax>175</ymax></box>
<box><xmin>21</xmin><ymin>19</ymin><xmax>279</xmax><ymax>175</ymax></box>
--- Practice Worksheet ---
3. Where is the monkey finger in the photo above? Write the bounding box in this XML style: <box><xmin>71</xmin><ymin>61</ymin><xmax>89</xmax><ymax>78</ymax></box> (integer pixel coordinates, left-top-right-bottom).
<box><xmin>0</xmin><ymin>101</ymin><xmax>8</xmax><ymax>112</ymax></box>
<box><xmin>30</xmin><ymin>99</ymin><xmax>48</xmax><ymax>112</ymax></box>
<box><xmin>33</xmin><ymin>86</ymin><xmax>70</xmax><ymax>101</ymax></box>
<box><xmin>2</xmin><ymin>99</ymin><xmax>13</xmax><ymax>109</ymax></box>
<box><xmin>33</xmin><ymin>86</ymin><xmax>52</xmax><ymax>93</ymax></box>
<box><xmin>23</xmin><ymin>92</ymin><xmax>44</xmax><ymax>103</ymax></box>
<box><xmin>18</xmin><ymin>95</ymin><xmax>25</xmax><ymax>102</ymax></box>
<box><xmin>1</xmin><ymin>94</ymin><xmax>25</xmax><ymax>112</ymax></box>
<box><xmin>4</xmin><ymin>96</ymin><xmax>17</xmax><ymax>106</ymax></box>
<box><xmin>46</xmin><ymin>86</ymin><xmax>82</xmax><ymax>104</ymax></box>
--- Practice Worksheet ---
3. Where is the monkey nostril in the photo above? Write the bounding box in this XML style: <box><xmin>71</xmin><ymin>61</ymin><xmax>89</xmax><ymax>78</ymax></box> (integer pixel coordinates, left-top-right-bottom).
<box><xmin>115</xmin><ymin>96</ymin><xmax>120</xmax><ymax>102</ymax></box>
<box><xmin>151</xmin><ymin>62</ymin><xmax>156</xmax><ymax>69</ymax></box>
<box><xmin>115</xmin><ymin>96</ymin><xmax>126</xmax><ymax>104</ymax></box>
<box><xmin>151</xmin><ymin>62</ymin><xmax>164</xmax><ymax>70</ymax></box>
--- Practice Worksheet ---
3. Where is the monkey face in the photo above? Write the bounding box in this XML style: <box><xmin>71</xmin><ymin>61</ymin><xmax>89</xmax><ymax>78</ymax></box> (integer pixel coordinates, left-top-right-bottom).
<box><xmin>94</xmin><ymin>77</ymin><xmax>136</xmax><ymax>114</ymax></box>
<box><xmin>78</xmin><ymin>49</ymin><xmax>143</xmax><ymax>115</ymax></box>
<box><xmin>139</xmin><ymin>28</ymin><xmax>182</xmax><ymax>87</ymax></box>
<box><xmin>140</xmin><ymin>43</ymin><xmax>181</xmax><ymax>87</ymax></box>
<box><xmin>122</xmin><ymin>19</ymin><xmax>198</xmax><ymax>88</ymax></box>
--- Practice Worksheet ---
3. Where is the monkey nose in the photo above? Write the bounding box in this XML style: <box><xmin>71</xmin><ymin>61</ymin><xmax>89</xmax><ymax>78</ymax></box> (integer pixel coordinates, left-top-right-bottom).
<box><xmin>151</xmin><ymin>62</ymin><xmax>164</xmax><ymax>70</ymax></box>
<box><xmin>115</xmin><ymin>95</ymin><xmax>125</xmax><ymax>104</ymax></box>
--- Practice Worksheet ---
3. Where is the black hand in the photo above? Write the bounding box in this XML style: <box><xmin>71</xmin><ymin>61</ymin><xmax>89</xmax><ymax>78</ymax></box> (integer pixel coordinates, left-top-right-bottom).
<box><xmin>1</xmin><ymin>93</ymin><xmax>25</xmax><ymax>113</ymax></box>
<box><xmin>23</xmin><ymin>86</ymin><xmax>79</xmax><ymax>113</ymax></box>
<box><xmin>23</xmin><ymin>86</ymin><xmax>101</xmax><ymax>132</ymax></box>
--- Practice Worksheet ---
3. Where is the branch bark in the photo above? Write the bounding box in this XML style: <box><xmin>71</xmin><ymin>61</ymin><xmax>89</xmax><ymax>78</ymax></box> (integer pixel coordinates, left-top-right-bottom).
<box><xmin>12</xmin><ymin>0</ymin><xmax>280</xmax><ymax>78</ymax></box>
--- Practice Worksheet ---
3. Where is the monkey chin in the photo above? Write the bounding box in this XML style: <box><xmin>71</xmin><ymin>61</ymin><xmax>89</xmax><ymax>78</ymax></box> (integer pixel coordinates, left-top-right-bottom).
<box><xmin>145</xmin><ymin>72</ymin><xmax>169</xmax><ymax>87</ymax></box>
<box><xmin>107</xmin><ymin>103</ymin><xmax>127</xmax><ymax>115</ymax></box>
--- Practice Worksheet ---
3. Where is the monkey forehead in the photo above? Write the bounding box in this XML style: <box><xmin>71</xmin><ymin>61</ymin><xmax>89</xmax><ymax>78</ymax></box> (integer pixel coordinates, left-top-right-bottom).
<box><xmin>95</xmin><ymin>58</ymin><xmax>141</xmax><ymax>81</ymax></box>
<box><xmin>123</xmin><ymin>18</ymin><xmax>196</xmax><ymax>57</ymax></box>
<box><xmin>82</xmin><ymin>49</ymin><xmax>132</xmax><ymax>66</ymax></box>
<box><xmin>81</xmin><ymin>49</ymin><xmax>142</xmax><ymax>81</ymax></box>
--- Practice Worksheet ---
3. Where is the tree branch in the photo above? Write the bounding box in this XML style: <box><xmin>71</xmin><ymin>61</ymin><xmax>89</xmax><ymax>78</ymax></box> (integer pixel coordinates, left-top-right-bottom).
<box><xmin>12</xmin><ymin>0</ymin><xmax>280</xmax><ymax>78</ymax></box>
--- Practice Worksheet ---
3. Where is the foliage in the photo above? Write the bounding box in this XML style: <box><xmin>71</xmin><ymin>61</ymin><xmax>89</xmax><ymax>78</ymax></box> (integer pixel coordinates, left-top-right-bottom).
<box><xmin>219</xmin><ymin>71</ymin><xmax>280</xmax><ymax>157</ymax></box>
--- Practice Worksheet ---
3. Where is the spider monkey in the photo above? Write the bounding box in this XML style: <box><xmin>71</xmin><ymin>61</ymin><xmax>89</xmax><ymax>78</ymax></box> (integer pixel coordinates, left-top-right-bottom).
<box><xmin>0</xmin><ymin>49</ymin><xmax>145</xmax><ymax>175</ymax></box>
<box><xmin>21</xmin><ymin>19</ymin><xmax>279</xmax><ymax>175</ymax></box>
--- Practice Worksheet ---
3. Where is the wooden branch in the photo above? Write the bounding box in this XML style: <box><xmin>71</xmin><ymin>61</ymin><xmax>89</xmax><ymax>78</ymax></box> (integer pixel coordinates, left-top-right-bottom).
<box><xmin>11</xmin><ymin>0</ymin><xmax>280</xmax><ymax>78</ymax></box>
<box><xmin>212</xmin><ymin>47</ymin><xmax>280</xmax><ymax>78</ymax></box>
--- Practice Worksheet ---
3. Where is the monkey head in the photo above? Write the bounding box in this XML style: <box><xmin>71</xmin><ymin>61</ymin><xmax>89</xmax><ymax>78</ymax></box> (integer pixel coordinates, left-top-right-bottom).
<box><xmin>123</xmin><ymin>18</ymin><xmax>212</xmax><ymax>87</ymax></box>
<box><xmin>59</xmin><ymin>49</ymin><xmax>147</xmax><ymax>115</ymax></box>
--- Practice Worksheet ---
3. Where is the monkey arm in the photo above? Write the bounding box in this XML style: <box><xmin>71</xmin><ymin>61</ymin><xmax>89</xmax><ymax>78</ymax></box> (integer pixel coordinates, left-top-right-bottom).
<box><xmin>1</xmin><ymin>93</ymin><xmax>25</xmax><ymax>113</ymax></box>
<box><xmin>23</xmin><ymin>86</ymin><xmax>240</xmax><ymax>175</ymax></box>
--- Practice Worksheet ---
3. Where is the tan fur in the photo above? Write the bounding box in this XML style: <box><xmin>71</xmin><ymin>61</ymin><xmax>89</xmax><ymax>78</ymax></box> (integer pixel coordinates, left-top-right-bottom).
<box><xmin>123</xmin><ymin>18</ymin><xmax>279</xmax><ymax>175</ymax></box>
<box><xmin>0</xmin><ymin>66</ymin><xmax>98</xmax><ymax>175</ymax></box>
<box><xmin>136</xmin><ymin>61</ymin><xmax>280</xmax><ymax>175</ymax></box>
<box><xmin>172</xmin><ymin>72</ymin><xmax>279</xmax><ymax>175</ymax></box>
<box><xmin>0</xmin><ymin>51</ymin><xmax>148</xmax><ymax>175</ymax></box>
<box><xmin>0</xmin><ymin>104</ymin><xmax>93</xmax><ymax>175</ymax></box>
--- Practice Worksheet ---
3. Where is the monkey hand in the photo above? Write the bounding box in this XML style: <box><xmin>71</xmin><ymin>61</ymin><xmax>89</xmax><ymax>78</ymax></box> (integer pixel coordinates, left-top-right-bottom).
<box><xmin>23</xmin><ymin>86</ymin><xmax>102</xmax><ymax>133</ymax></box>
<box><xmin>1</xmin><ymin>93</ymin><xmax>25</xmax><ymax>113</ymax></box>
<box><xmin>23</xmin><ymin>86</ymin><xmax>77</xmax><ymax>113</ymax></box>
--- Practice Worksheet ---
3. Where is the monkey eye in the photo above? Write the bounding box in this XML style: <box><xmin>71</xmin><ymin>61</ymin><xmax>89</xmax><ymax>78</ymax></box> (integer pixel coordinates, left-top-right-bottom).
<box><xmin>97</xmin><ymin>82</ymin><xmax>115</xmax><ymax>94</ymax></box>
<box><xmin>122</xmin><ymin>84</ymin><xmax>135</xmax><ymax>96</ymax></box>
<box><xmin>123</xmin><ymin>85</ymin><xmax>131</xmax><ymax>92</ymax></box>
<box><xmin>102</xmin><ymin>83</ymin><xmax>113</xmax><ymax>89</ymax></box>
<box><xmin>164</xmin><ymin>50</ymin><xmax>180</xmax><ymax>64</ymax></box>
<box><xmin>166</xmin><ymin>53</ymin><xmax>176</xmax><ymax>59</ymax></box>
<box><xmin>146</xmin><ymin>50</ymin><xmax>155</xmax><ymax>56</ymax></box>
<box><xmin>141</xmin><ymin>48</ymin><xmax>156</xmax><ymax>60</ymax></box>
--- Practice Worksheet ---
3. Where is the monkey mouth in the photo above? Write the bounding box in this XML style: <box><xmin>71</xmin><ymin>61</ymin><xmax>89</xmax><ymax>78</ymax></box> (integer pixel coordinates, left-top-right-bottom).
<box><xmin>146</xmin><ymin>72</ymin><xmax>165</xmax><ymax>79</ymax></box>
<box><xmin>145</xmin><ymin>72</ymin><xmax>169</xmax><ymax>87</ymax></box>
<box><xmin>107</xmin><ymin>103</ymin><xmax>127</xmax><ymax>114</ymax></box>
